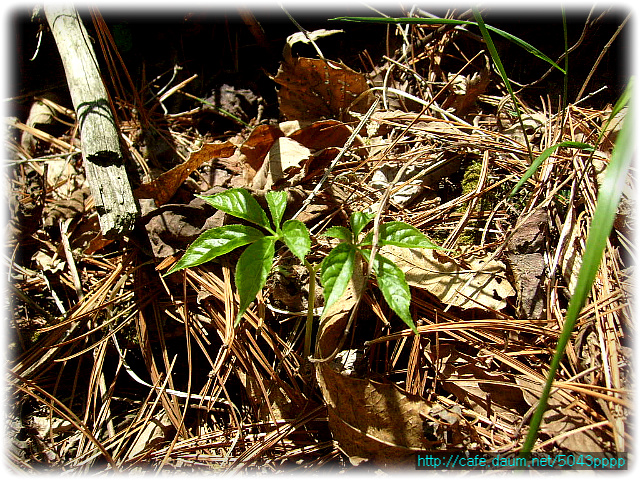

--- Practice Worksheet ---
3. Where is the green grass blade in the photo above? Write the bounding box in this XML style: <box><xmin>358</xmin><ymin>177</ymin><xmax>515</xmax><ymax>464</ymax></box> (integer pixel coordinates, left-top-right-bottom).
<box><xmin>330</xmin><ymin>16</ymin><xmax>564</xmax><ymax>73</ymax></box>
<box><xmin>471</xmin><ymin>9</ymin><xmax>533</xmax><ymax>162</ymax></box>
<box><xmin>520</xmin><ymin>86</ymin><xmax>633</xmax><ymax>455</ymax></box>
<box><xmin>509</xmin><ymin>141</ymin><xmax>594</xmax><ymax>197</ymax></box>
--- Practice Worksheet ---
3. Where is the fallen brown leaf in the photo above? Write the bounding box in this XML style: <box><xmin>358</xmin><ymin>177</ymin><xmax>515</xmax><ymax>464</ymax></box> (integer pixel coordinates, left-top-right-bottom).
<box><xmin>135</xmin><ymin>141</ymin><xmax>235</xmax><ymax>206</ymax></box>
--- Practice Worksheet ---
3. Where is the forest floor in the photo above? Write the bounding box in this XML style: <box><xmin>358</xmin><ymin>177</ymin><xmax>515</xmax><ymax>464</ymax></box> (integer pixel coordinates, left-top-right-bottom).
<box><xmin>5</xmin><ymin>4</ymin><xmax>633</xmax><ymax>474</ymax></box>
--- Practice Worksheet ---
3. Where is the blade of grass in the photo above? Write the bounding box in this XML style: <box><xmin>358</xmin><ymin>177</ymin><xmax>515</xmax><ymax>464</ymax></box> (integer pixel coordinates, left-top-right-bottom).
<box><xmin>520</xmin><ymin>80</ymin><xmax>633</xmax><ymax>455</ymax></box>
<box><xmin>471</xmin><ymin>8</ymin><xmax>533</xmax><ymax>163</ymax></box>
<box><xmin>509</xmin><ymin>141</ymin><xmax>594</xmax><ymax>197</ymax></box>
<box><xmin>330</xmin><ymin>16</ymin><xmax>565</xmax><ymax>73</ymax></box>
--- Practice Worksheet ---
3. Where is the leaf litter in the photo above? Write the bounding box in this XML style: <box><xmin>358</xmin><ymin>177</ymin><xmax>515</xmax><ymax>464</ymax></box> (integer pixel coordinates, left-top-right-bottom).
<box><xmin>6</xmin><ymin>7</ymin><xmax>631</xmax><ymax>473</ymax></box>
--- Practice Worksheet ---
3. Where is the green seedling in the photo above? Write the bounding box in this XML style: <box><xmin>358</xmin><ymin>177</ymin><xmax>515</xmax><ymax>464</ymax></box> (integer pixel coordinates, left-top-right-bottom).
<box><xmin>165</xmin><ymin>188</ymin><xmax>442</xmax><ymax>361</ymax></box>
<box><xmin>322</xmin><ymin>211</ymin><xmax>441</xmax><ymax>335</ymax></box>
<box><xmin>165</xmin><ymin>188</ymin><xmax>309</xmax><ymax>325</ymax></box>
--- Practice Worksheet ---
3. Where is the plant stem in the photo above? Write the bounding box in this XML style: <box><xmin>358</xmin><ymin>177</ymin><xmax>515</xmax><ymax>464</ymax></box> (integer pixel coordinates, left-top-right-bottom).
<box><xmin>303</xmin><ymin>260</ymin><xmax>317</xmax><ymax>361</ymax></box>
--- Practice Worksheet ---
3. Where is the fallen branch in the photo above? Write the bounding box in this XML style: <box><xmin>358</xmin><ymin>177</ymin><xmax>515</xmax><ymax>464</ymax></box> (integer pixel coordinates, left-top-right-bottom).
<box><xmin>44</xmin><ymin>6</ymin><xmax>138</xmax><ymax>238</ymax></box>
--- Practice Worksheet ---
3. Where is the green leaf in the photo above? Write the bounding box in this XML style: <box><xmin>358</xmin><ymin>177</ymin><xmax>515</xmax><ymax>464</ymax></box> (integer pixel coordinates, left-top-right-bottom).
<box><xmin>331</xmin><ymin>17</ymin><xmax>564</xmax><ymax>74</ymax></box>
<box><xmin>198</xmin><ymin>188</ymin><xmax>272</xmax><ymax>231</ymax></box>
<box><xmin>322</xmin><ymin>226</ymin><xmax>353</xmax><ymax>243</ymax></box>
<box><xmin>266</xmin><ymin>190</ymin><xmax>288</xmax><ymax>229</ymax></box>
<box><xmin>361</xmin><ymin>250</ymin><xmax>418</xmax><ymax>334</ymax></box>
<box><xmin>509</xmin><ymin>141</ymin><xmax>594</xmax><ymax>197</ymax></box>
<box><xmin>234</xmin><ymin>236</ymin><xmax>276</xmax><ymax>325</ymax></box>
<box><xmin>320</xmin><ymin>242</ymin><xmax>357</xmax><ymax>313</ymax></box>
<box><xmin>350</xmin><ymin>211</ymin><xmax>375</xmax><ymax>240</ymax></box>
<box><xmin>166</xmin><ymin>225</ymin><xmax>265</xmax><ymax>275</ymax></box>
<box><xmin>281</xmin><ymin>219</ymin><xmax>311</xmax><ymax>263</ymax></box>
<box><xmin>361</xmin><ymin>222</ymin><xmax>441</xmax><ymax>249</ymax></box>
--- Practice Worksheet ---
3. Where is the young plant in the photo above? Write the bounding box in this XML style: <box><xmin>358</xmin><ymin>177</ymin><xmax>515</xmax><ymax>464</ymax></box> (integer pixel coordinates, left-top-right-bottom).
<box><xmin>165</xmin><ymin>188</ymin><xmax>443</xmax><ymax>360</ymax></box>
<box><xmin>321</xmin><ymin>211</ymin><xmax>441</xmax><ymax>334</ymax></box>
<box><xmin>165</xmin><ymin>188</ymin><xmax>311</xmax><ymax>327</ymax></box>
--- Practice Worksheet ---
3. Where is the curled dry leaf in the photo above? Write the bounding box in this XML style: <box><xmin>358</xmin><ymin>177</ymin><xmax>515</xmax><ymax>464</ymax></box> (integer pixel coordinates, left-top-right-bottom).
<box><xmin>381</xmin><ymin>246</ymin><xmax>515</xmax><ymax>311</ymax></box>
<box><xmin>135</xmin><ymin>141</ymin><xmax>235</xmax><ymax>206</ymax></box>
<box><xmin>281</xmin><ymin>29</ymin><xmax>345</xmax><ymax>63</ymax></box>
<box><xmin>441</xmin><ymin>54</ymin><xmax>491</xmax><ymax>116</ymax></box>
<box><xmin>274</xmin><ymin>29</ymin><xmax>373</xmax><ymax>122</ymax></box>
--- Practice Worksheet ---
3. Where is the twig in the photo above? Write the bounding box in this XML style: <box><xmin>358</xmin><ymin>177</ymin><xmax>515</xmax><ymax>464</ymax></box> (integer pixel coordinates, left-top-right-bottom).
<box><xmin>291</xmin><ymin>97</ymin><xmax>380</xmax><ymax>221</ymax></box>
<box><xmin>575</xmin><ymin>13</ymin><xmax>630</xmax><ymax>102</ymax></box>
<box><xmin>59</xmin><ymin>218</ymin><xmax>84</xmax><ymax>300</ymax></box>
<box><xmin>44</xmin><ymin>6</ymin><xmax>138</xmax><ymax>238</ymax></box>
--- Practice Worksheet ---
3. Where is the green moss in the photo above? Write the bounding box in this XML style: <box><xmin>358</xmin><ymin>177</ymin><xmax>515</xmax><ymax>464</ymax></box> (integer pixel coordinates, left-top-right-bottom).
<box><xmin>456</xmin><ymin>157</ymin><xmax>485</xmax><ymax>245</ymax></box>
<box><xmin>460</xmin><ymin>158</ymin><xmax>483</xmax><ymax>199</ymax></box>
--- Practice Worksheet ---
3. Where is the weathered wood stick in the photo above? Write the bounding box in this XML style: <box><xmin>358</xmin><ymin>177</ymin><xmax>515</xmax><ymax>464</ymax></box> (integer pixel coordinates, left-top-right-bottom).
<box><xmin>44</xmin><ymin>6</ymin><xmax>138</xmax><ymax>238</ymax></box>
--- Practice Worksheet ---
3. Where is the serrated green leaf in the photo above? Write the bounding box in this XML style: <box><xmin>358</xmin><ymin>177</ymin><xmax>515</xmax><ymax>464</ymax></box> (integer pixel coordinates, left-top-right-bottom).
<box><xmin>320</xmin><ymin>242</ymin><xmax>356</xmax><ymax>313</ymax></box>
<box><xmin>362</xmin><ymin>250</ymin><xmax>418</xmax><ymax>334</ymax></box>
<box><xmin>266</xmin><ymin>190</ymin><xmax>288</xmax><ymax>229</ymax></box>
<box><xmin>350</xmin><ymin>211</ymin><xmax>375</xmax><ymax>240</ymax></box>
<box><xmin>234</xmin><ymin>236</ymin><xmax>276</xmax><ymax>325</ymax></box>
<box><xmin>198</xmin><ymin>188</ymin><xmax>272</xmax><ymax>231</ymax></box>
<box><xmin>361</xmin><ymin>222</ymin><xmax>441</xmax><ymax>249</ymax></box>
<box><xmin>281</xmin><ymin>219</ymin><xmax>311</xmax><ymax>262</ymax></box>
<box><xmin>166</xmin><ymin>225</ymin><xmax>265</xmax><ymax>275</ymax></box>
<box><xmin>322</xmin><ymin>226</ymin><xmax>353</xmax><ymax>243</ymax></box>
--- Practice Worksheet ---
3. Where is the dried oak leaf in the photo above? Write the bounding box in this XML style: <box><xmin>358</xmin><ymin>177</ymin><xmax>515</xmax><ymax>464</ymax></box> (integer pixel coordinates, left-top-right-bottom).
<box><xmin>274</xmin><ymin>57</ymin><xmax>371</xmax><ymax>122</ymax></box>
<box><xmin>273</xmin><ymin>30</ymin><xmax>372</xmax><ymax>122</ymax></box>
<box><xmin>287</xmin><ymin>119</ymin><xmax>354</xmax><ymax>150</ymax></box>
<box><xmin>135</xmin><ymin>141</ymin><xmax>235</xmax><ymax>206</ymax></box>
<box><xmin>315</xmin><ymin>263</ymin><xmax>441</xmax><ymax>466</ymax></box>
<box><xmin>381</xmin><ymin>246</ymin><xmax>515</xmax><ymax>311</ymax></box>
